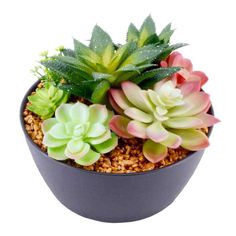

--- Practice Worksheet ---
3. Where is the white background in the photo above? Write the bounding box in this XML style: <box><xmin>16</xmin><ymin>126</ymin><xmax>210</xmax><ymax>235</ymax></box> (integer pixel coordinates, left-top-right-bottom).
<box><xmin>0</xmin><ymin>0</ymin><xmax>235</xmax><ymax>235</ymax></box>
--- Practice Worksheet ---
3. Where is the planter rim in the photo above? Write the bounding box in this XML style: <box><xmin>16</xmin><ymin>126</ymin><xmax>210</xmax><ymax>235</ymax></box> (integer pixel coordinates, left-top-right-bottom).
<box><xmin>20</xmin><ymin>80</ymin><xmax>214</xmax><ymax>177</ymax></box>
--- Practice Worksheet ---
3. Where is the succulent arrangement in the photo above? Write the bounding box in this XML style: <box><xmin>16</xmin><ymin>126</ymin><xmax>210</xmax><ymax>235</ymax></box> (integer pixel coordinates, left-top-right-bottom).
<box><xmin>25</xmin><ymin>16</ymin><xmax>219</xmax><ymax>168</ymax></box>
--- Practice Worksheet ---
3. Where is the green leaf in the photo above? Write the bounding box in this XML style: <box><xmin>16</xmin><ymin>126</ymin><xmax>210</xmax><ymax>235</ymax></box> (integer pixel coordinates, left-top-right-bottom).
<box><xmin>91</xmin><ymin>80</ymin><xmax>111</xmax><ymax>104</ymax></box>
<box><xmin>137</xmin><ymin>67</ymin><xmax>181</xmax><ymax>89</ymax></box>
<box><xmin>109</xmin><ymin>41</ymin><xmax>137</xmax><ymax>71</ymax></box>
<box><xmin>95</xmin><ymin>63</ymin><xmax>109</xmax><ymax>73</ymax></box>
<box><xmin>127</xmin><ymin>23</ymin><xmax>139</xmax><ymax>42</ymax></box>
<box><xmin>75</xmin><ymin>149</ymin><xmax>100</xmax><ymax>166</ymax></box>
<box><xmin>41</xmin><ymin>60</ymin><xmax>93</xmax><ymax>82</ymax></box>
<box><xmin>159</xmin><ymin>23</ymin><xmax>174</xmax><ymax>44</ymax></box>
<box><xmin>92</xmin><ymin>72</ymin><xmax>111</xmax><ymax>80</ymax></box>
<box><xmin>62</xmin><ymin>48</ymin><xmax>75</xmax><ymax>57</ymax></box>
<box><xmin>116</xmin><ymin>64</ymin><xmax>139</xmax><ymax>73</ymax></box>
<box><xmin>132</xmin><ymin>66</ymin><xmax>180</xmax><ymax>84</ymax></box>
<box><xmin>143</xmin><ymin>34</ymin><xmax>159</xmax><ymax>46</ymax></box>
<box><xmin>102</xmin><ymin>43</ymin><xmax>114</xmax><ymax>66</ymax></box>
<box><xmin>55</xmin><ymin>92</ymin><xmax>69</xmax><ymax>107</ymax></box>
<box><xmin>93</xmin><ymin>133</ymin><xmax>118</xmax><ymax>154</ymax></box>
<box><xmin>113</xmin><ymin>62</ymin><xmax>156</xmax><ymax>85</ymax></box>
<box><xmin>138</xmin><ymin>15</ymin><xmax>156</xmax><ymax>47</ymax></box>
<box><xmin>121</xmin><ymin>45</ymin><xmax>164</xmax><ymax>66</ymax></box>
<box><xmin>54</xmin><ymin>55</ymin><xmax>93</xmax><ymax>74</ymax></box>
<box><xmin>78</xmin><ymin>55</ymin><xmax>98</xmax><ymax>71</ymax></box>
<box><xmin>73</xmin><ymin>39</ymin><xmax>101</xmax><ymax>63</ymax></box>
<box><xmin>157</xmin><ymin>43</ymin><xmax>188</xmax><ymax>60</ymax></box>
<box><xmin>89</xmin><ymin>25</ymin><xmax>114</xmax><ymax>57</ymax></box>
<box><xmin>116</xmin><ymin>63</ymin><xmax>155</xmax><ymax>73</ymax></box>
<box><xmin>59</xmin><ymin>80</ymin><xmax>102</xmax><ymax>100</ymax></box>
<box><xmin>113</xmin><ymin>71</ymin><xmax>138</xmax><ymax>85</ymax></box>
<box><xmin>27</xmin><ymin>104</ymin><xmax>54</xmax><ymax>119</ymax></box>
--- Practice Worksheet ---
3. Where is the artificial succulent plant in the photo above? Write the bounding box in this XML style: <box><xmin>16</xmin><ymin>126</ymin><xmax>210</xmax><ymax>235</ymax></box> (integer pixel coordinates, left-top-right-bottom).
<box><xmin>39</xmin><ymin>16</ymin><xmax>186</xmax><ymax>104</ymax></box>
<box><xmin>109</xmin><ymin>79</ymin><xmax>219</xmax><ymax>163</ymax></box>
<box><xmin>27</xmin><ymin>84</ymin><xmax>69</xmax><ymax>119</ymax></box>
<box><xmin>27</xmin><ymin>49</ymin><xmax>70</xmax><ymax>119</ymax></box>
<box><xmin>26</xmin><ymin>16</ymin><xmax>219</xmax><ymax>168</ymax></box>
<box><xmin>42</xmin><ymin>102</ymin><xmax>118</xmax><ymax>166</ymax></box>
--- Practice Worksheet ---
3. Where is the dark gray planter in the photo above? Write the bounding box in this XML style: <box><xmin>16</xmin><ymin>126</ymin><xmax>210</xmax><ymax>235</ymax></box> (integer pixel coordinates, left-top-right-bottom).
<box><xmin>20</xmin><ymin>82</ymin><xmax>213</xmax><ymax>222</ymax></box>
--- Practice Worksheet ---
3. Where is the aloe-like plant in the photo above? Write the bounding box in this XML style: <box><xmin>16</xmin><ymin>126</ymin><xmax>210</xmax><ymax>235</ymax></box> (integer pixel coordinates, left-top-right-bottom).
<box><xmin>109</xmin><ymin>80</ymin><xmax>219</xmax><ymax>163</ymax></box>
<box><xmin>40</xmin><ymin>16</ymin><xmax>186</xmax><ymax>104</ymax></box>
<box><xmin>27</xmin><ymin>84</ymin><xmax>69</xmax><ymax>119</ymax></box>
<box><xmin>42</xmin><ymin>102</ymin><xmax>118</xmax><ymax>166</ymax></box>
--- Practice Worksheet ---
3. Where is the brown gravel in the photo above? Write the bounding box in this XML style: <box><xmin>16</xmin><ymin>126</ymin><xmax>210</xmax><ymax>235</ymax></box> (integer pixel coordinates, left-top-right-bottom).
<box><xmin>23</xmin><ymin>85</ymin><xmax>208</xmax><ymax>173</ymax></box>
<box><xmin>24</xmin><ymin>108</ymin><xmax>47</xmax><ymax>152</ymax></box>
<box><xmin>80</xmin><ymin>138</ymin><xmax>190</xmax><ymax>173</ymax></box>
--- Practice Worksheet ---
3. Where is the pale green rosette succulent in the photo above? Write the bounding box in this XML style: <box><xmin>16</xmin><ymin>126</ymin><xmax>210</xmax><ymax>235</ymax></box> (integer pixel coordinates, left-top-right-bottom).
<box><xmin>42</xmin><ymin>102</ymin><xmax>118</xmax><ymax>166</ymax></box>
<box><xmin>27</xmin><ymin>85</ymin><xmax>69</xmax><ymax>119</ymax></box>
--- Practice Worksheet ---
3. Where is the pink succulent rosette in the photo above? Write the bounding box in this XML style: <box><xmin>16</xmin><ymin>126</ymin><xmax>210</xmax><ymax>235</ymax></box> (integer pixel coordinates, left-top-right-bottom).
<box><xmin>160</xmin><ymin>52</ymin><xmax>208</xmax><ymax>86</ymax></box>
<box><xmin>109</xmin><ymin>79</ymin><xmax>219</xmax><ymax>163</ymax></box>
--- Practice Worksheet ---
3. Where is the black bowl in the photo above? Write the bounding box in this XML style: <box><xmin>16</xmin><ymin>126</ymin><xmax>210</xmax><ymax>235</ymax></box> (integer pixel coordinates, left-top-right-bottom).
<box><xmin>20</xmin><ymin>82</ymin><xmax>213</xmax><ymax>222</ymax></box>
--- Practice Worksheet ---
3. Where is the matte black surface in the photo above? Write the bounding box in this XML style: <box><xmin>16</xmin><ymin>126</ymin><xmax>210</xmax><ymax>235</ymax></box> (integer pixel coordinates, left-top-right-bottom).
<box><xmin>20</xmin><ymin>82</ymin><xmax>213</xmax><ymax>222</ymax></box>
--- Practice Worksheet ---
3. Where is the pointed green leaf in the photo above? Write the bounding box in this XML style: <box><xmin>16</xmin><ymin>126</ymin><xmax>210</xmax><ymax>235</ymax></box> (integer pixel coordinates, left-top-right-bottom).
<box><xmin>159</xmin><ymin>23</ymin><xmax>174</xmax><ymax>44</ymax></box>
<box><xmin>143</xmin><ymin>34</ymin><xmax>159</xmax><ymax>45</ymax></box>
<box><xmin>158</xmin><ymin>43</ymin><xmax>188</xmax><ymax>60</ymax></box>
<box><xmin>115</xmin><ymin>64</ymin><xmax>155</xmax><ymax>75</ymax></box>
<box><xmin>78</xmin><ymin>55</ymin><xmax>98</xmax><ymax>71</ymax></box>
<box><xmin>89</xmin><ymin>25</ymin><xmax>114</xmax><ymax>57</ymax></box>
<box><xmin>127</xmin><ymin>23</ymin><xmax>139</xmax><ymax>42</ymax></box>
<box><xmin>95</xmin><ymin>63</ymin><xmax>109</xmax><ymax>73</ymax></box>
<box><xmin>102</xmin><ymin>43</ymin><xmax>114</xmax><ymax>66</ymax></box>
<box><xmin>113</xmin><ymin>71</ymin><xmax>137</xmax><ymax>85</ymax></box>
<box><xmin>121</xmin><ymin>45</ymin><xmax>164</xmax><ymax>66</ymax></box>
<box><xmin>92</xmin><ymin>72</ymin><xmax>111</xmax><ymax>80</ymax></box>
<box><xmin>54</xmin><ymin>55</ymin><xmax>93</xmax><ymax>74</ymax></box>
<box><xmin>59</xmin><ymin>80</ymin><xmax>102</xmax><ymax>100</ymax></box>
<box><xmin>41</xmin><ymin>60</ymin><xmax>89</xmax><ymax>82</ymax></box>
<box><xmin>116</xmin><ymin>64</ymin><xmax>139</xmax><ymax>73</ymax></box>
<box><xmin>138</xmin><ymin>15</ymin><xmax>156</xmax><ymax>47</ymax></box>
<box><xmin>73</xmin><ymin>38</ymin><xmax>101</xmax><ymax>63</ymax></box>
<box><xmin>91</xmin><ymin>80</ymin><xmax>110</xmax><ymax>104</ymax></box>
<box><xmin>133</xmin><ymin>67</ymin><xmax>181</xmax><ymax>87</ymax></box>
<box><xmin>109</xmin><ymin>41</ymin><xmax>137</xmax><ymax>71</ymax></box>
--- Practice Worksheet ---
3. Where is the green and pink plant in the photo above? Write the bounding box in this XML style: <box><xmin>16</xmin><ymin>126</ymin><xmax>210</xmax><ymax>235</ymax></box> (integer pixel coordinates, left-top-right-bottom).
<box><xmin>109</xmin><ymin>78</ymin><xmax>219</xmax><ymax>163</ymax></box>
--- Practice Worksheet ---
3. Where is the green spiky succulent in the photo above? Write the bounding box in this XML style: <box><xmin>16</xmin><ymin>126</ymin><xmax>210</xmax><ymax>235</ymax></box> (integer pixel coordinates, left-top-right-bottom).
<box><xmin>42</xmin><ymin>102</ymin><xmax>118</xmax><ymax>166</ymax></box>
<box><xmin>40</xmin><ymin>16</ymin><xmax>185</xmax><ymax>104</ymax></box>
<box><xmin>27</xmin><ymin>84</ymin><xmax>69</xmax><ymax>119</ymax></box>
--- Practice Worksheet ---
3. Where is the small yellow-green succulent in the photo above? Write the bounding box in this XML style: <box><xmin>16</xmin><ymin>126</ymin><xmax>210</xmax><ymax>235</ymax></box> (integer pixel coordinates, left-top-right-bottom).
<box><xmin>42</xmin><ymin>102</ymin><xmax>118</xmax><ymax>166</ymax></box>
<box><xmin>27</xmin><ymin>84</ymin><xmax>69</xmax><ymax>119</ymax></box>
